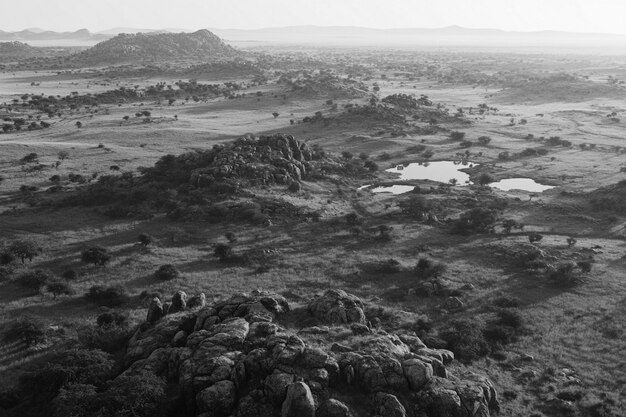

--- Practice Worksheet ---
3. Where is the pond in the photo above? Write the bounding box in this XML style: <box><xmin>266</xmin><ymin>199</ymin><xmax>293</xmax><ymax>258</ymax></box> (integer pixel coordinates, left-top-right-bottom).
<box><xmin>488</xmin><ymin>178</ymin><xmax>555</xmax><ymax>192</ymax></box>
<box><xmin>385</xmin><ymin>160</ymin><xmax>478</xmax><ymax>185</ymax></box>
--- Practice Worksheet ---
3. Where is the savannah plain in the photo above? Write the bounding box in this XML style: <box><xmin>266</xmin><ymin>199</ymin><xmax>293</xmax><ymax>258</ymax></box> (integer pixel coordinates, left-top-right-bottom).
<box><xmin>0</xmin><ymin>38</ymin><xmax>625</xmax><ymax>417</ymax></box>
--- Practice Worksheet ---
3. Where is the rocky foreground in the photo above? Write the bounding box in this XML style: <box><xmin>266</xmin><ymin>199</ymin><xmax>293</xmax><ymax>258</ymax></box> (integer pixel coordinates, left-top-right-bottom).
<box><xmin>124</xmin><ymin>289</ymin><xmax>499</xmax><ymax>417</ymax></box>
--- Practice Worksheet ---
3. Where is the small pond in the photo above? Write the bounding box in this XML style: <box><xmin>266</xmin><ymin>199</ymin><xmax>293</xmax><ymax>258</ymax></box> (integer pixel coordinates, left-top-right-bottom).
<box><xmin>385</xmin><ymin>160</ymin><xmax>478</xmax><ymax>185</ymax></box>
<box><xmin>488</xmin><ymin>178</ymin><xmax>555</xmax><ymax>192</ymax></box>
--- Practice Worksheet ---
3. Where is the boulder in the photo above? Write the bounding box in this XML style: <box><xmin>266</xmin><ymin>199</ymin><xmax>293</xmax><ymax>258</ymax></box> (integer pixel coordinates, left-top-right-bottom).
<box><xmin>443</xmin><ymin>297</ymin><xmax>464</xmax><ymax>311</ymax></box>
<box><xmin>308</xmin><ymin>289</ymin><xmax>366</xmax><ymax>325</ymax></box>
<box><xmin>373</xmin><ymin>393</ymin><xmax>406</xmax><ymax>417</ymax></box>
<box><xmin>196</xmin><ymin>380</ymin><xmax>236</xmax><ymax>415</ymax></box>
<box><xmin>281</xmin><ymin>381</ymin><xmax>315</xmax><ymax>417</ymax></box>
<box><xmin>264</xmin><ymin>371</ymin><xmax>295</xmax><ymax>405</ymax></box>
<box><xmin>170</xmin><ymin>290</ymin><xmax>188</xmax><ymax>313</ymax></box>
<box><xmin>402</xmin><ymin>359</ymin><xmax>433</xmax><ymax>391</ymax></box>
<box><xmin>316</xmin><ymin>399</ymin><xmax>353</xmax><ymax>417</ymax></box>
<box><xmin>188</xmin><ymin>293</ymin><xmax>207</xmax><ymax>309</ymax></box>
<box><xmin>146</xmin><ymin>297</ymin><xmax>164</xmax><ymax>324</ymax></box>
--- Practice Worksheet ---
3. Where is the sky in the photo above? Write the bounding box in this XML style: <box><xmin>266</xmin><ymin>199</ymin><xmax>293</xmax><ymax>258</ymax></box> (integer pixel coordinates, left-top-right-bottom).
<box><xmin>4</xmin><ymin>0</ymin><xmax>626</xmax><ymax>35</ymax></box>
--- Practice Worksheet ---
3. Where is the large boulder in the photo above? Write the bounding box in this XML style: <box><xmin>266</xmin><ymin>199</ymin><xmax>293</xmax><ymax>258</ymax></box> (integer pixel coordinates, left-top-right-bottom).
<box><xmin>281</xmin><ymin>381</ymin><xmax>315</xmax><ymax>417</ymax></box>
<box><xmin>146</xmin><ymin>297</ymin><xmax>164</xmax><ymax>324</ymax></box>
<box><xmin>316</xmin><ymin>399</ymin><xmax>353</xmax><ymax>417</ymax></box>
<box><xmin>170</xmin><ymin>290</ymin><xmax>188</xmax><ymax>313</ymax></box>
<box><xmin>373</xmin><ymin>393</ymin><xmax>406</xmax><ymax>417</ymax></box>
<box><xmin>196</xmin><ymin>380</ymin><xmax>236</xmax><ymax>415</ymax></box>
<box><xmin>308</xmin><ymin>290</ymin><xmax>366</xmax><ymax>325</ymax></box>
<box><xmin>402</xmin><ymin>359</ymin><xmax>433</xmax><ymax>391</ymax></box>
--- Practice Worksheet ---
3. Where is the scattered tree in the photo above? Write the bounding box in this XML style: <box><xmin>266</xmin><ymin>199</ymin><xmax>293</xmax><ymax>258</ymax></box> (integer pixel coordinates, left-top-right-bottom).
<box><xmin>81</xmin><ymin>246</ymin><xmax>111</xmax><ymax>267</ymax></box>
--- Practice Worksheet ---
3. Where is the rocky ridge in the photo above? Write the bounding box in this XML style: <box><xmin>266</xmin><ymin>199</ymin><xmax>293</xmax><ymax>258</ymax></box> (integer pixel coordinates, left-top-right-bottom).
<box><xmin>122</xmin><ymin>289</ymin><xmax>499</xmax><ymax>417</ymax></box>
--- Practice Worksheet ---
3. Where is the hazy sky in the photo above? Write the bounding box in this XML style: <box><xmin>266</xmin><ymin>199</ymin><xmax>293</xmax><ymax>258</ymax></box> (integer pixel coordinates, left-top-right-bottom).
<box><xmin>5</xmin><ymin>0</ymin><xmax>626</xmax><ymax>34</ymax></box>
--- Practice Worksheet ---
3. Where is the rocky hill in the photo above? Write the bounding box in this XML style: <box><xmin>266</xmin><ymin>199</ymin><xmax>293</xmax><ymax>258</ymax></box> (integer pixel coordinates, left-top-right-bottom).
<box><xmin>0</xmin><ymin>41</ymin><xmax>38</xmax><ymax>60</ymax></box>
<box><xmin>120</xmin><ymin>289</ymin><xmax>499</xmax><ymax>417</ymax></box>
<box><xmin>75</xmin><ymin>29</ymin><xmax>239</xmax><ymax>64</ymax></box>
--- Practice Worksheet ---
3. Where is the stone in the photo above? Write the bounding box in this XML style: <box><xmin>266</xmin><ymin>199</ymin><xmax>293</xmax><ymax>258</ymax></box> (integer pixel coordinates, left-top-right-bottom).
<box><xmin>196</xmin><ymin>380</ymin><xmax>236</xmax><ymax>415</ymax></box>
<box><xmin>281</xmin><ymin>381</ymin><xmax>315</xmax><ymax>417</ymax></box>
<box><xmin>443</xmin><ymin>296</ymin><xmax>464</xmax><ymax>310</ymax></box>
<box><xmin>316</xmin><ymin>399</ymin><xmax>353</xmax><ymax>417</ymax></box>
<box><xmin>264</xmin><ymin>371</ymin><xmax>295</xmax><ymax>405</ymax></box>
<box><xmin>350</xmin><ymin>323</ymin><xmax>370</xmax><ymax>335</ymax></box>
<box><xmin>171</xmin><ymin>330</ymin><xmax>188</xmax><ymax>347</ymax></box>
<box><xmin>373</xmin><ymin>393</ymin><xmax>406</xmax><ymax>417</ymax></box>
<box><xmin>170</xmin><ymin>290</ymin><xmax>188</xmax><ymax>314</ymax></box>
<box><xmin>307</xmin><ymin>289</ymin><xmax>366</xmax><ymax>325</ymax></box>
<box><xmin>402</xmin><ymin>359</ymin><xmax>433</xmax><ymax>391</ymax></box>
<box><xmin>146</xmin><ymin>297</ymin><xmax>164</xmax><ymax>324</ymax></box>
<box><xmin>331</xmin><ymin>343</ymin><xmax>353</xmax><ymax>353</ymax></box>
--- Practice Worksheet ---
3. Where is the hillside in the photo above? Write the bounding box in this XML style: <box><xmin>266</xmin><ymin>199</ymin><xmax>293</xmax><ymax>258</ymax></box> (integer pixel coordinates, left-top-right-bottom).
<box><xmin>76</xmin><ymin>29</ymin><xmax>239</xmax><ymax>64</ymax></box>
<box><xmin>0</xmin><ymin>41</ymin><xmax>38</xmax><ymax>60</ymax></box>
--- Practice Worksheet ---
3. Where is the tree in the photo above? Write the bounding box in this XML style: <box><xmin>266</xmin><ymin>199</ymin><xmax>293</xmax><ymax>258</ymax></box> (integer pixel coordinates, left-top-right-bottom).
<box><xmin>16</xmin><ymin>269</ymin><xmax>52</xmax><ymax>293</ymax></box>
<box><xmin>47</xmin><ymin>281</ymin><xmax>75</xmax><ymax>299</ymax></box>
<box><xmin>501</xmin><ymin>219</ymin><xmax>518</xmax><ymax>234</ymax></box>
<box><xmin>213</xmin><ymin>244</ymin><xmax>234</xmax><ymax>263</ymax></box>
<box><xmin>345</xmin><ymin>212</ymin><xmax>363</xmax><ymax>226</ymax></box>
<box><xmin>566</xmin><ymin>237</ymin><xmax>577</xmax><ymax>248</ymax></box>
<box><xmin>341</xmin><ymin>151</ymin><xmax>353</xmax><ymax>160</ymax></box>
<box><xmin>58</xmin><ymin>150</ymin><xmax>69</xmax><ymax>161</ymax></box>
<box><xmin>450</xmin><ymin>131</ymin><xmax>465</xmax><ymax>141</ymax></box>
<box><xmin>75</xmin><ymin>121</ymin><xmax>82</xmax><ymax>128</ymax></box>
<box><xmin>477</xmin><ymin>173</ymin><xmax>494</xmax><ymax>186</ymax></box>
<box><xmin>528</xmin><ymin>233</ymin><xmax>543</xmax><ymax>244</ymax></box>
<box><xmin>21</xmin><ymin>152</ymin><xmax>39</xmax><ymax>163</ymax></box>
<box><xmin>9</xmin><ymin>240</ymin><xmax>41</xmax><ymax>264</ymax></box>
<box><xmin>81</xmin><ymin>246</ymin><xmax>111</xmax><ymax>267</ymax></box>
<box><xmin>452</xmin><ymin>208</ymin><xmax>499</xmax><ymax>234</ymax></box>
<box><xmin>272</xmin><ymin>112</ymin><xmax>279</xmax><ymax>118</ymax></box>
<box><xmin>477</xmin><ymin>136</ymin><xmax>491</xmax><ymax>146</ymax></box>
<box><xmin>138</xmin><ymin>233</ymin><xmax>154</xmax><ymax>247</ymax></box>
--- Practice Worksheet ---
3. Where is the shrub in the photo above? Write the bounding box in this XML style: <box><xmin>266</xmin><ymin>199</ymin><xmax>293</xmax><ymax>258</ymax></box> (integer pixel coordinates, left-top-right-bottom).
<box><xmin>364</xmin><ymin>160</ymin><xmax>379</xmax><ymax>172</ymax></box>
<box><xmin>138</xmin><ymin>233</ymin><xmax>154</xmax><ymax>247</ymax></box>
<box><xmin>96</xmin><ymin>311</ymin><xmax>128</xmax><ymax>328</ymax></box>
<box><xmin>15</xmin><ymin>269</ymin><xmax>51</xmax><ymax>293</ymax></box>
<box><xmin>366</xmin><ymin>258</ymin><xmax>403</xmax><ymax>273</ymax></box>
<box><xmin>47</xmin><ymin>281</ymin><xmax>75</xmax><ymax>299</ymax></box>
<box><xmin>61</xmin><ymin>269</ymin><xmax>78</xmax><ymax>280</ymax></box>
<box><xmin>79</xmin><ymin>325</ymin><xmax>132</xmax><ymax>353</ymax></box>
<box><xmin>451</xmin><ymin>208</ymin><xmax>499</xmax><ymax>234</ymax></box>
<box><xmin>414</xmin><ymin>258</ymin><xmax>447</xmax><ymax>279</ymax></box>
<box><xmin>477</xmin><ymin>136</ymin><xmax>492</xmax><ymax>146</ymax></box>
<box><xmin>85</xmin><ymin>285</ymin><xmax>127</xmax><ymax>307</ymax></box>
<box><xmin>528</xmin><ymin>233</ymin><xmax>543</xmax><ymax>244</ymax></box>
<box><xmin>492</xmin><ymin>296</ymin><xmax>520</xmax><ymax>308</ymax></box>
<box><xmin>477</xmin><ymin>173</ymin><xmax>494</xmax><ymax>186</ymax></box>
<box><xmin>440</xmin><ymin>318</ymin><xmax>489</xmax><ymax>362</ymax></box>
<box><xmin>449</xmin><ymin>131</ymin><xmax>465</xmax><ymax>141</ymax></box>
<box><xmin>81</xmin><ymin>246</ymin><xmax>111</xmax><ymax>266</ymax></box>
<box><xmin>398</xmin><ymin>195</ymin><xmax>432</xmax><ymax>218</ymax></box>
<box><xmin>225</xmin><ymin>232</ymin><xmax>237</xmax><ymax>243</ymax></box>
<box><xmin>566</xmin><ymin>236</ymin><xmax>577</xmax><ymax>247</ymax></box>
<box><xmin>154</xmin><ymin>264</ymin><xmax>180</xmax><ymax>281</ymax></box>
<box><xmin>21</xmin><ymin>152</ymin><xmax>39</xmax><ymax>163</ymax></box>
<box><xmin>341</xmin><ymin>151</ymin><xmax>353</xmax><ymax>159</ymax></box>
<box><xmin>6</xmin><ymin>316</ymin><xmax>46</xmax><ymax>346</ymax></box>
<box><xmin>213</xmin><ymin>244</ymin><xmax>234</xmax><ymax>263</ymax></box>
<box><xmin>345</xmin><ymin>212</ymin><xmax>364</xmax><ymax>226</ymax></box>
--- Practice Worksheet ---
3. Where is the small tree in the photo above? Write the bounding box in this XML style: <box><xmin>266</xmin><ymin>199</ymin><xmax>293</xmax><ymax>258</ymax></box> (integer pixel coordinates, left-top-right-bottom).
<box><xmin>9</xmin><ymin>240</ymin><xmax>41</xmax><ymax>264</ymax></box>
<box><xmin>345</xmin><ymin>212</ymin><xmax>363</xmax><ymax>226</ymax></box>
<box><xmin>477</xmin><ymin>136</ymin><xmax>492</xmax><ymax>146</ymax></box>
<box><xmin>75</xmin><ymin>121</ymin><xmax>82</xmax><ymax>128</ymax></box>
<box><xmin>272</xmin><ymin>112</ymin><xmax>279</xmax><ymax>119</ymax></box>
<box><xmin>153</xmin><ymin>264</ymin><xmax>180</xmax><ymax>281</ymax></box>
<box><xmin>138</xmin><ymin>233</ymin><xmax>154</xmax><ymax>247</ymax></box>
<box><xmin>21</xmin><ymin>152</ymin><xmax>39</xmax><ymax>163</ymax></box>
<box><xmin>477</xmin><ymin>173</ymin><xmax>494</xmax><ymax>186</ymax></box>
<box><xmin>58</xmin><ymin>150</ymin><xmax>69</xmax><ymax>161</ymax></box>
<box><xmin>16</xmin><ymin>269</ymin><xmax>51</xmax><ymax>293</ymax></box>
<box><xmin>81</xmin><ymin>247</ymin><xmax>111</xmax><ymax>267</ymax></box>
<box><xmin>47</xmin><ymin>281</ymin><xmax>75</xmax><ymax>299</ymax></box>
<box><xmin>501</xmin><ymin>219</ymin><xmax>518</xmax><ymax>234</ymax></box>
<box><xmin>449</xmin><ymin>131</ymin><xmax>465</xmax><ymax>141</ymax></box>
<box><xmin>566</xmin><ymin>237</ymin><xmax>577</xmax><ymax>248</ymax></box>
<box><xmin>225</xmin><ymin>232</ymin><xmax>237</xmax><ymax>243</ymax></box>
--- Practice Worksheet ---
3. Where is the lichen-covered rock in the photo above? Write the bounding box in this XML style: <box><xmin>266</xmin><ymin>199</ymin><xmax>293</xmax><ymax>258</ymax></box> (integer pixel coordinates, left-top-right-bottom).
<box><xmin>316</xmin><ymin>399</ymin><xmax>353</xmax><ymax>417</ymax></box>
<box><xmin>264</xmin><ymin>371</ymin><xmax>295</xmax><ymax>405</ymax></box>
<box><xmin>187</xmin><ymin>292</ymin><xmax>207</xmax><ymax>309</ymax></box>
<box><xmin>196</xmin><ymin>380</ymin><xmax>236</xmax><ymax>415</ymax></box>
<box><xmin>373</xmin><ymin>393</ymin><xmax>406</xmax><ymax>417</ymax></box>
<box><xmin>402</xmin><ymin>358</ymin><xmax>433</xmax><ymax>391</ymax></box>
<box><xmin>308</xmin><ymin>289</ymin><xmax>366</xmax><ymax>325</ymax></box>
<box><xmin>146</xmin><ymin>297</ymin><xmax>164</xmax><ymax>324</ymax></box>
<box><xmin>170</xmin><ymin>290</ymin><xmax>188</xmax><ymax>313</ymax></box>
<box><xmin>281</xmin><ymin>381</ymin><xmax>315</xmax><ymax>417</ymax></box>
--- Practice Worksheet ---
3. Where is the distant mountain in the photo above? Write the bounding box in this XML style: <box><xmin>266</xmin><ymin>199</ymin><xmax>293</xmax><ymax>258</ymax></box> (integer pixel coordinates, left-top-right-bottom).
<box><xmin>0</xmin><ymin>28</ymin><xmax>109</xmax><ymax>42</ymax></box>
<box><xmin>74</xmin><ymin>29</ymin><xmax>239</xmax><ymax>64</ymax></box>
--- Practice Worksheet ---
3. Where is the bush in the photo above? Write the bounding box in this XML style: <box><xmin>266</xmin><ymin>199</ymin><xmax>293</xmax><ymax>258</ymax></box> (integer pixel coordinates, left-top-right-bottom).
<box><xmin>477</xmin><ymin>136</ymin><xmax>492</xmax><ymax>146</ymax></box>
<box><xmin>154</xmin><ymin>264</ymin><xmax>180</xmax><ymax>281</ymax></box>
<box><xmin>440</xmin><ymin>318</ymin><xmax>489</xmax><ymax>362</ymax></box>
<box><xmin>15</xmin><ymin>269</ymin><xmax>51</xmax><ymax>293</ymax></box>
<box><xmin>61</xmin><ymin>269</ymin><xmax>78</xmax><ymax>280</ymax></box>
<box><xmin>21</xmin><ymin>152</ymin><xmax>39</xmax><ymax>163</ymax></box>
<box><xmin>449</xmin><ymin>131</ymin><xmax>465</xmax><ymax>141</ymax></box>
<box><xmin>81</xmin><ymin>246</ymin><xmax>111</xmax><ymax>266</ymax></box>
<box><xmin>528</xmin><ymin>233</ymin><xmax>543</xmax><ymax>243</ymax></box>
<box><xmin>477</xmin><ymin>173</ymin><xmax>494</xmax><ymax>186</ymax></box>
<box><xmin>0</xmin><ymin>251</ymin><xmax>15</xmax><ymax>265</ymax></box>
<box><xmin>345</xmin><ymin>212</ymin><xmax>364</xmax><ymax>226</ymax></box>
<box><xmin>85</xmin><ymin>285</ymin><xmax>127</xmax><ymax>307</ymax></box>
<box><xmin>213</xmin><ymin>243</ymin><xmax>234</xmax><ymax>263</ymax></box>
<box><xmin>79</xmin><ymin>325</ymin><xmax>132</xmax><ymax>353</ymax></box>
<box><xmin>6</xmin><ymin>316</ymin><xmax>46</xmax><ymax>346</ymax></box>
<box><xmin>398</xmin><ymin>195</ymin><xmax>432</xmax><ymax>218</ymax></box>
<box><xmin>451</xmin><ymin>208</ymin><xmax>499</xmax><ymax>234</ymax></box>
<box><xmin>414</xmin><ymin>258</ymin><xmax>447</xmax><ymax>279</ymax></box>
<box><xmin>138</xmin><ymin>233</ymin><xmax>154</xmax><ymax>247</ymax></box>
<box><xmin>96</xmin><ymin>311</ymin><xmax>128</xmax><ymax>328</ymax></box>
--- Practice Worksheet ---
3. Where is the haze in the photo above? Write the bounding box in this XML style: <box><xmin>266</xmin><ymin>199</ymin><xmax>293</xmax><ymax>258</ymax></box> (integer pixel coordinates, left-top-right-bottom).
<box><xmin>6</xmin><ymin>0</ymin><xmax>626</xmax><ymax>35</ymax></box>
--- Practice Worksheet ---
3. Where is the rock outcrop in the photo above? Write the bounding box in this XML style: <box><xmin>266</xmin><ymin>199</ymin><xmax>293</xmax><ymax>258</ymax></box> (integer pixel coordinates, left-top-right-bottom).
<box><xmin>121</xmin><ymin>289</ymin><xmax>499</xmax><ymax>417</ymax></box>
